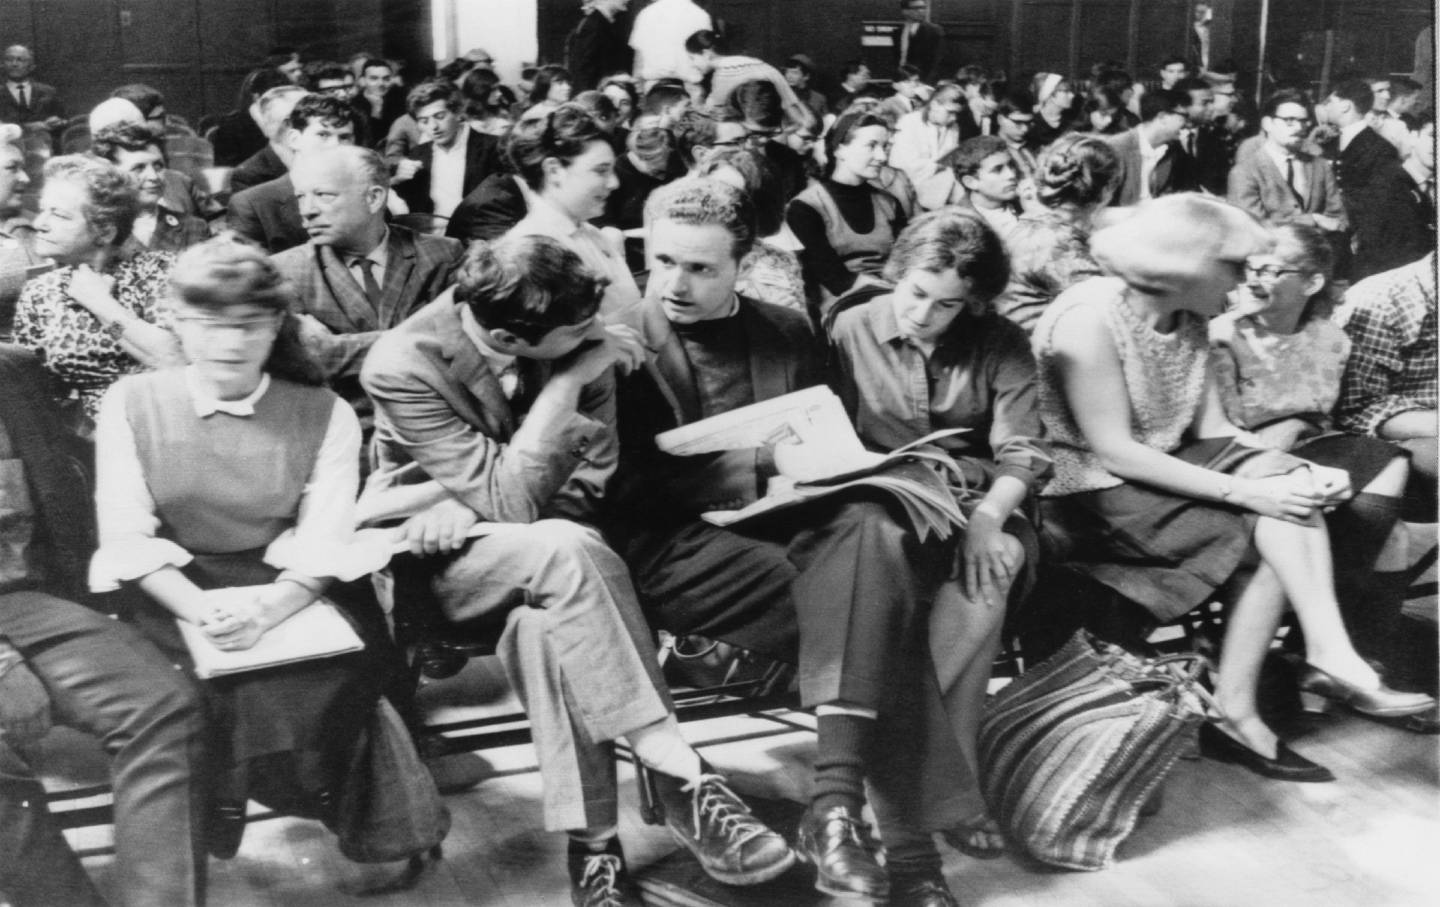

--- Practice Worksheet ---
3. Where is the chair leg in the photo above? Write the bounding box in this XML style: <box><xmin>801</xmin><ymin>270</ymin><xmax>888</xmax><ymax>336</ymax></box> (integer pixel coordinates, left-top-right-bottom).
<box><xmin>634</xmin><ymin>761</ymin><xmax>666</xmax><ymax>826</ymax></box>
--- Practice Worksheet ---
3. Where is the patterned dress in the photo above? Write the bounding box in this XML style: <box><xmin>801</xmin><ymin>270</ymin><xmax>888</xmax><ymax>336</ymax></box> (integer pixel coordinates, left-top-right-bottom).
<box><xmin>12</xmin><ymin>251</ymin><xmax>174</xmax><ymax>417</ymax></box>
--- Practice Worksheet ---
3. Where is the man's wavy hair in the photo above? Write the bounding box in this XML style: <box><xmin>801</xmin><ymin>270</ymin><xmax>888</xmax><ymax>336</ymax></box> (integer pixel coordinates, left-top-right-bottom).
<box><xmin>881</xmin><ymin>208</ymin><xmax>1011</xmax><ymax>307</ymax></box>
<box><xmin>455</xmin><ymin>234</ymin><xmax>606</xmax><ymax>345</ymax></box>
<box><xmin>643</xmin><ymin>177</ymin><xmax>758</xmax><ymax>262</ymax></box>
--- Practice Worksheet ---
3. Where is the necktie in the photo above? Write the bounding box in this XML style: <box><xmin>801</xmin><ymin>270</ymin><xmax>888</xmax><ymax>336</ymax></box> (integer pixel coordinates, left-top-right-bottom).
<box><xmin>355</xmin><ymin>258</ymin><xmax>382</xmax><ymax>309</ymax></box>
<box><xmin>1285</xmin><ymin>156</ymin><xmax>1306</xmax><ymax>210</ymax></box>
<box><xmin>16</xmin><ymin>84</ymin><xmax>27</xmax><ymax>117</ymax></box>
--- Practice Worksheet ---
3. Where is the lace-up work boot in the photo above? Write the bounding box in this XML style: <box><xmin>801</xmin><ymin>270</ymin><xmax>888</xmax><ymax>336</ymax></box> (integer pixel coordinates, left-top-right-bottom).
<box><xmin>567</xmin><ymin>839</ymin><xmax>642</xmax><ymax>907</ymax></box>
<box><xmin>654</xmin><ymin>772</ymin><xmax>796</xmax><ymax>885</ymax></box>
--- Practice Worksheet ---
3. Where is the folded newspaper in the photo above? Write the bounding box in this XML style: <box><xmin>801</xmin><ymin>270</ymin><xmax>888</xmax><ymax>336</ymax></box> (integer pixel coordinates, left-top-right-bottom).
<box><xmin>655</xmin><ymin>387</ymin><xmax>969</xmax><ymax>541</ymax></box>
<box><xmin>177</xmin><ymin>589</ymin><xmax>365</xmax><ymax>679</ymax></box>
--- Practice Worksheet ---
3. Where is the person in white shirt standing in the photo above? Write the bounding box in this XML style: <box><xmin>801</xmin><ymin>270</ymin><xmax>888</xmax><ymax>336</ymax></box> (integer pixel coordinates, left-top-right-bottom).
<box><xmin>630</xmin><ymin>0</ymin><xmax>712</xmax><ymax>88</ymax></box>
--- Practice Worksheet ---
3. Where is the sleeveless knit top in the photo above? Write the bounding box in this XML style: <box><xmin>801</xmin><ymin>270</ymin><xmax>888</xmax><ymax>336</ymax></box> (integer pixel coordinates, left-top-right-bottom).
<box><xmin>1033</xmin><ymin>277</ymin><xmax>1209</xmax><ymax>496</ymax></box>
<box><xmin>124</xmin><ymin>371</ymin><xmax>336</xmax><ymax>554</ymax></box>
<box><xmin>794</xmin><ymin>181</ymin><xmax>898</xmax><ymax>313</ymax></box>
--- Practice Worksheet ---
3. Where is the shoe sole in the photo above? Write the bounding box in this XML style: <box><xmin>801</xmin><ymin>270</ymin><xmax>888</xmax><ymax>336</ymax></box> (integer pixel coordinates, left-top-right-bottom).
<box><xmin>793</xmin><ymin>847</ymin><xmax>890</xmax><ymax>901</ymax></box>
<box><xmin>667</xmin><ymin>827</ymin><xmax>798</xmax><ymax>886</ymax></box>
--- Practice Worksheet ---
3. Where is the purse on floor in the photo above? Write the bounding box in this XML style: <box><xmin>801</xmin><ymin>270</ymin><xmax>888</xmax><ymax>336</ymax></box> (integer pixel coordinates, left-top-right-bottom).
<box><xmin>977</xmin><ymin>629</ymin><xmax>1214</xmax><ymax>871</ymax></box>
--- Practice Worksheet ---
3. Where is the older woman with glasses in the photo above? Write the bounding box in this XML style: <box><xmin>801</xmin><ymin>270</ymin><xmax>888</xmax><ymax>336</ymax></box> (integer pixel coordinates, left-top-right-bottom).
<box><xmin>12</xmin><ymin>154</ymin><xmax>183</xmax><ymax>427</ymax></box>
<box><xmin>1210</xmin><ymin>223</ymin><xmax>1435</xmax><ymax>727</ymax></box>
<box><xmin>1034</xmin><ymin>195</ymin><xmax>1432</xmax><ymax>784</ymax></box>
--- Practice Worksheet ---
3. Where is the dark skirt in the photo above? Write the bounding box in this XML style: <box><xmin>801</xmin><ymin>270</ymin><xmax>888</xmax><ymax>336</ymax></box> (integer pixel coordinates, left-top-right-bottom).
<box><xmin>1039</xmin><ymin>438</ymin><xmax>1301</xmax><ymax>622</ymax></box>
<box><xmin>1292</xmin><ymin>431</ymin><xmax>1405</xmax><ymax>491</ymax></box>
<box><xmin>128</xmin><ymin>552</ymin><xmax>395</xmax><ymax>829</ymax></box>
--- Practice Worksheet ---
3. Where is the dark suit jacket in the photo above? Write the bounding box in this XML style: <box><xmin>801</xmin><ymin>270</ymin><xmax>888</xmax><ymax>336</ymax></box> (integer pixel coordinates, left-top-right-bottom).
<box><xmin>894</xmin><ymin>21</ymin><xmax>944</xmax><ymax>83</ymax></box>
<box><xmin>1105</xmin><ymin>129</ymin><xmax>1189</xmax><ymax>206</ymax></box>
<box><xmin>1335</xmin><ymin>127</ymin><xmax>1431</xmax><ymax>280</ymax></box>
<box><xmin>118</xmin><ymin>206</ymin><xmax>209</xmax><ymax>259</ymax></box>
<box><xmin>1227</xmin><ymin>144</ymin><xmax>1347</xmax><ymax>231</ymax></box>
<box><xmin>359</xmin><ymin>289</ymin><xmax>615</xmax><ymax>524</ymax></box>
<box><xmin>957</xmin><ymin>107</ymin><xmax>994</xmax><ymax>141</ymax></box>
<box><xmin>227</xmin><ymin>174</ymin><xmax>308</xmax><ymax>254</ymax></box>
<box><xmin>352</xmin><ymin>88</ymin><xmax>408</xmax><ymax>150</ymax></box>
<box><xmin>0</xmin><ymin>80</ymin><xmax>65</xmax><ymax>127</ymax></box>
<box><xmin>446</xmin><ymin>172</ymin><xmax>529</xmax><ymax>243</ymax></box>
<box><xmin>566</xmin><ymin>9</ymin><xmax>632</xmax><ymax>91</ymax></box>
<box><xmin>393</xmin><ymin>128</ymin><xmax>505</xmax><ymax>216</ymax></box>
<box><xmin>270</xmin><ymin>226</ymin><xmax>463</xmax><ymax>426</ymax></box>
<box><xmin>609</xmin><ymin>296</ymin><xmax>821</xmax><ymax>527</ymax></box>
<box><xmin>228</xmin><ymin>144</ymin><xmax>288</xmax><ymax>194</ymax></box>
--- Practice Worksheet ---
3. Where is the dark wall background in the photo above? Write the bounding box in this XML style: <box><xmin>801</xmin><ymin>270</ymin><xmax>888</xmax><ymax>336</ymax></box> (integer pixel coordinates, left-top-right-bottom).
<box><xmin>0</xmin><ymin>0</ymin><xmax>429</xmax><ymax>124</ymax></box>
<box><xmin>0</xmin><ymin>0</ymin><xmax>1429</xmax><ymax>125</ymax></box>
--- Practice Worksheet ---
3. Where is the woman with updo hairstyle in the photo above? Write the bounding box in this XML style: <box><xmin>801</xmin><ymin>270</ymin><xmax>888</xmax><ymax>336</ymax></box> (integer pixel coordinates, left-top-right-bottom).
<box><xmin>696</xmin><ymin>147</ymin><xmax>806</xmax><ymax>312</ymax></box>
<box><xmin>995</xmin><ymin>133</ymin><xmax>1119</xmax><ymax>334</ymax></box>
<box><xmin>90</xmin><ymin>236</ymin><xmax>434</xmax><ymax>878</ymax></box>
<box><xmin>786</xmin><ymin>111</ymin><xmax>906</xmax><ymax>325</ymax></box>
<box><xmin>509</xmin><ymin>103</ymin><xmax>640</xmax><ymax>318</ymax></box>
<box><xmin>1210</xmin><ymin>224</ymin><xmax>1432</xmax><ymax>720</ymax></box>
<box><xmin>826</xmin><ymin>209</ymin><xmax>1051</xmax><ymax>888</ymax></box>
<box><xmin>13</xmin><ymin>154</ymin><xmax>186</xmax><ymax>426</ymax></box>
<box><xmin>1032</xmin><ymin>195</ymin><xmax>1434</xmax><ymax>783</ymax></box>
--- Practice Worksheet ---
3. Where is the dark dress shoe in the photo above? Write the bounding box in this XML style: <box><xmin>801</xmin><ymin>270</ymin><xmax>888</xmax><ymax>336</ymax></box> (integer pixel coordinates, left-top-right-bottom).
<box><xmin>567</xmin><ymin>839</ymin><xmax>642</xmax><ymax>907</ymax></box>
<box><xmin>889</xmin><ymin>866</ymin><xmax>959</xmax><ymax>907</ymax></box>
<box><xmin>207</xmin><ymin>799</ymin><xmax>247</xmax><ymax>858</ymax></box>
<box><xmin>1198</xmin><ymin>722</ymin><xmax>1335</xmax><ymax>782</ymax></box>
<box><xmin>794</xmin><ymin>805</ymin><xmax>889</xmax><ymax>900</ymax></box>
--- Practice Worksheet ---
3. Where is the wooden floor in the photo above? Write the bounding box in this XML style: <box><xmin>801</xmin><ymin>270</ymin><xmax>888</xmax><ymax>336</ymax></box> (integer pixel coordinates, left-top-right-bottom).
<box><xmin>41</xmin><ymin>656</ymin><xmax>1440</xmax><ymax>907</ymax></box>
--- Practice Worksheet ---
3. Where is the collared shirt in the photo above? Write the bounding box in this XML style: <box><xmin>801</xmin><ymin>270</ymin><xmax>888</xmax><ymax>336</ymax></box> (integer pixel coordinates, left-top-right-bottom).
<box><xmin>1137</xmin><ymin>128</ymin><xmax>1170</xmax><ymax>201</ymax></box>
<box><xmin>429</xmin><ymin>127</ymin><xmax>469</xmax><ymax>218</ymax></box>
<box><xmin>6</xmin><ymin>80</ymin><xmax>32</xmax><ymax>107</ymax></box>
<box><xmin>1262</xmin><ymin>141</ymin><xmax>1309</xmax><ymax>201</ymax></box>
<box><xmin>510</xmin><ymin>195</ymin><xmax>641</xmax><ymax>320</ymax></box>
<box><xmin>829</xmin><ymin>291</ymin><xmax>1053</xmax><ymax>492</ymax></box>
<box><xmin>459</xmin><ymin>304</ymin><xmax>521</xmax><ymax>399</ymax></box>
<box><xmin>1338</xmin><ymin>119</ymin><xmax>1369</xmax><ymax>152</ymax></box>
<box><xmin>345</xmin><ymin>227</ymin><xmax>391</xmax><ymax>297</ymax></box>
<box><xmin>88</xmin><ymin>367</ymin><xmax>380</xmax><ymax>592</ymax></box>
<box><xmin>1335</xmin><ymin>254</ymin><xmax>1438</xmax><ymax>435</ymax></box>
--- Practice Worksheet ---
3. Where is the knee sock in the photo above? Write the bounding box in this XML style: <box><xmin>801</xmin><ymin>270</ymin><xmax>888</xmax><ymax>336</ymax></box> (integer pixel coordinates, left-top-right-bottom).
<box><xmin>812</xmin><ymin>705</ymin><xmax>876</xmax><ymax>816</ymax></box>
<box><xmin>625</xmin><ymin>715</ymin><xmax>703</xmax><ymax>784</ymax></box>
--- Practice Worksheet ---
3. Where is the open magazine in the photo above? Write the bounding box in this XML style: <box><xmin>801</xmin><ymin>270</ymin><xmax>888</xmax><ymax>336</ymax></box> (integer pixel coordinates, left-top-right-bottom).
<box><xmin>655</xmin><ymin>387</ymin><xmax>970</xmax><ymax>542</ymax></box>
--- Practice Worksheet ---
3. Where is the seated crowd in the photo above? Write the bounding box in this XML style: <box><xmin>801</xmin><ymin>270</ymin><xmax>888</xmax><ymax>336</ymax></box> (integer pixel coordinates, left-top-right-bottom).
<box><xmin>0</xmin><ymin>21</ymin><xmax>1436</xmax><ymax>907</ymax></box>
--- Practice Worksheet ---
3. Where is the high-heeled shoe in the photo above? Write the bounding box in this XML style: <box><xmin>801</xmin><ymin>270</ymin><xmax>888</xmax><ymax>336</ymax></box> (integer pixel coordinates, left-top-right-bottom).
<box><xmin>1197</xmin><ymin>722</ymin><xmax>1335</xmax><ymax>783</ymax></box>
<box><xmin>1298</xmin><ymin>665</ymin><xmax>1437</xmax><ymax>718</ymax></box>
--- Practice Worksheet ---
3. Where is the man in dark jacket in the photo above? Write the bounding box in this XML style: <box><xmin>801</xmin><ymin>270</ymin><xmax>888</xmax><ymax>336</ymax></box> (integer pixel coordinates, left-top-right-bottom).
<box><xmin>566</xmin><ymin>0</ymin><xmax>633</xmax><ymax>92</ymax></box>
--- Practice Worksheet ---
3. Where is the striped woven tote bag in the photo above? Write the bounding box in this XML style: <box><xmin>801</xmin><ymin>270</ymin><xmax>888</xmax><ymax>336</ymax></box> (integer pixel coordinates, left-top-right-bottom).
<box><xmin>978</xmin><ymin>630</ymin><xmax>1212</xmax><ymax>870</ymax></box>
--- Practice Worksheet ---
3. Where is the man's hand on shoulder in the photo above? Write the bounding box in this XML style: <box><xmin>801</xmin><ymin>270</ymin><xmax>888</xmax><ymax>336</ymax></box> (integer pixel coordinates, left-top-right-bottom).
<box><xmin>394</xmin><ymin>496</ymin><xmax>480</xmax><ymax>556</ymax></box>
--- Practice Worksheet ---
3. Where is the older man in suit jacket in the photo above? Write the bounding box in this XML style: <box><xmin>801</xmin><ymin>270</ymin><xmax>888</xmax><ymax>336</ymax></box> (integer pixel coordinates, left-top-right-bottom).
<box><xmin>271</xmin><ymin>146</ymin><xmax>462</xmax><ymax>431</ymax></box>
<box><xmin>1105</xmin><ymin>88</ymin><xmax>1194</xmax><ymax>206</ymax></box>
<box><xmin>0</xmin><ymin>46</ymin><xmax>66</xmax><ymax>143</ymax></box>
<box><xmin>392</xmin><ymin>80</ymin><xmax>503</xmax><ymax>218</ymax></box>
<box><xmin>1228</xmin><ymin>89</ymin><xmax>1347</xmax><ymax>236</ymax></box>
